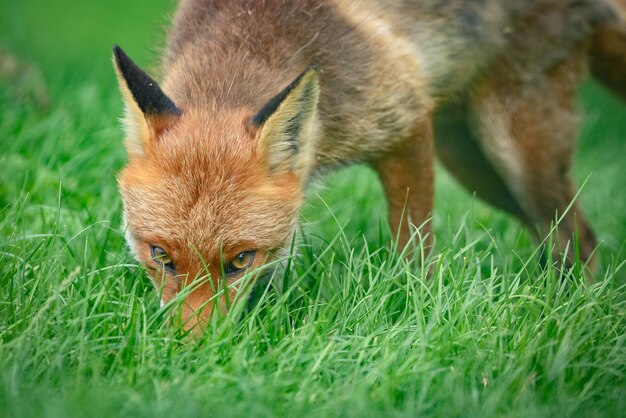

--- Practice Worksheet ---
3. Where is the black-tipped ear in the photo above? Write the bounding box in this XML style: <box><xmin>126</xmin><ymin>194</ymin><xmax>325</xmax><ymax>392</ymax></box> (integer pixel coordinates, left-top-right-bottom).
<box><xmin>252</xmin><ymin>65</ymin><xmax>319</xmax><ymax>127</ymax></box>
<box><xmin>253</xmin><ymin>66</ymin><xmax>320</xmax><ymax>179</ymax></box>
<box><xmin>112</xmin><ymin>46</ymin><xmax>180</xmax><ymax>116</ymax></box>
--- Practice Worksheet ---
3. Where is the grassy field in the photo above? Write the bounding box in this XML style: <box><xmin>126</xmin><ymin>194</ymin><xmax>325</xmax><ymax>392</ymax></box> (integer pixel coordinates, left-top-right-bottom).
<box><xmin>2</xmin><ymin>1</ymin><xmax>626</xmax><ymax>417</ymax></box>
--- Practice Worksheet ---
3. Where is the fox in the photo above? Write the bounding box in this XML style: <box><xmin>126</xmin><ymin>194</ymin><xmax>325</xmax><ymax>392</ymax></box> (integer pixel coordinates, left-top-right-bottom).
<box><xmin>113</xmin><ymin>0</ymin><xmax>626</xmax><ymax>331</ymax></box>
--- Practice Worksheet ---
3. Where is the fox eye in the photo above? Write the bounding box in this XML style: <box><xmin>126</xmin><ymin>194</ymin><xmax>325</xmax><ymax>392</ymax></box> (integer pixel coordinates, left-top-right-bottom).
<box><xmin>150</xmin><ymin>245</ymin><xmax>176</xmax><ymax>273</ymax></box>
<box><xmin>224</xmin><ymin>251</ymin><xmax>255</xmax><ymax>276</ymax></box>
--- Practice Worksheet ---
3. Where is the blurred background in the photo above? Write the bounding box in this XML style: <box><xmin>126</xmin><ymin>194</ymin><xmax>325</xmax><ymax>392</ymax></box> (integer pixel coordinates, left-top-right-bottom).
<box><xmin>1</xmin><ymin>0</ymin><xmax>175</xmax><ymax>79</ymax></box>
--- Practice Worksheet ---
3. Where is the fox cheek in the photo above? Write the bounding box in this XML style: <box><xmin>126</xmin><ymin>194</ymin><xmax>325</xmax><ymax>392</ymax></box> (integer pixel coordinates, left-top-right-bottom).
<box><xmin>122</xmin><ymin>212</ymin><xmax>141</xmax><ymax>260</ymax></box>
<box><xmin>124</xmin><ymin>229</ymin><xmax>140</xmax><ymax>260</ymax></box>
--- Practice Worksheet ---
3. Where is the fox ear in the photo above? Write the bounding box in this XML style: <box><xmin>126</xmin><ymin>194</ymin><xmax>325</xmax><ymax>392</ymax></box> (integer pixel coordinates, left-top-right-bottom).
<box><xmin>252</xmin><ymin>66</ymin><xmax>320</xmax><ymax>179</ymax></box>
<box><xmin>112</xmin><ymin>46</ymin><xmax>181</xmax><ymax>156</ymax></box>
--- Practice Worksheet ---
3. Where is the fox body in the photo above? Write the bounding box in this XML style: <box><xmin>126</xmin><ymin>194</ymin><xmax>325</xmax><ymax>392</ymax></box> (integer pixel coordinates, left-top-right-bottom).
<box><xmin>114</xmin><ymin>0</ymin><xmax>626</xmax><ymax>330</ymax></box>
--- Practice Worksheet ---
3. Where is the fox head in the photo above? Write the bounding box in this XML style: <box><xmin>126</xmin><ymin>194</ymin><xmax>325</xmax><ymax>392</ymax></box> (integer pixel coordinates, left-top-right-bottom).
<box><xmin>112</xmin><ymin>46</ymin><xmax>320</xmax><ymax>331</ymax></box>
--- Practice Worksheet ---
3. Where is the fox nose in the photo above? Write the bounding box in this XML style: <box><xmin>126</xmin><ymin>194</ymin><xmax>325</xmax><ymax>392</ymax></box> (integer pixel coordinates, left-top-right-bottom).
<box><xmin>169</xmin><ymin>297</ymin><xmax>214</xmax><ymax>333</ymax></box>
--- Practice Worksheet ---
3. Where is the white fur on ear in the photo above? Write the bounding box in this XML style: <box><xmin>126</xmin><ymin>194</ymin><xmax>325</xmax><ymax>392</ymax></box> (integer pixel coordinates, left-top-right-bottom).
<box><xmin>118</xmin><ymin>88</ymin><xmax>150</xmax><ymax>157</ymax></box>
<box><xmin>254</xmin><ymin>67</ymin><xmax>321</xmax><ymax>181</ymax></box>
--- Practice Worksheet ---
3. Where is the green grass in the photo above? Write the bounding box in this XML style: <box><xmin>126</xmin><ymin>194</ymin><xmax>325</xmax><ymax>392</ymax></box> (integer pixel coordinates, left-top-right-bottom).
<box><xmin>2</xmin><ymin>1</ymin><xmax>626</xmax><ymax>417</ymax></box>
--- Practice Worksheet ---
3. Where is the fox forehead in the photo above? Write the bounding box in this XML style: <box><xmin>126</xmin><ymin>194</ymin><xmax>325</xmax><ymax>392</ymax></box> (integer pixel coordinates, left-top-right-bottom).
<box><xmin>151</xmin><ymin>107</ymin><xmax>257</xmax><ymax>172</ymax></box>
<box><xmin>122</xmin><ymin>181</ymin><xmax>299</xmax><ymax>255</ymax></box>
<box><xmin>119</xmin><ymin>108</ymin><xmax>303</xmax><ymax>256</ymax></box>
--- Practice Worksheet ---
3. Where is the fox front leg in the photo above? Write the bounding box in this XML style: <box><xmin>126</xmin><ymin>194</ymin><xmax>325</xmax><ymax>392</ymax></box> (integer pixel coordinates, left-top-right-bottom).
<box><xmin>373</xmin><ymin>118</ymin><xmax>435</xmax><ymax>260</ymax></box>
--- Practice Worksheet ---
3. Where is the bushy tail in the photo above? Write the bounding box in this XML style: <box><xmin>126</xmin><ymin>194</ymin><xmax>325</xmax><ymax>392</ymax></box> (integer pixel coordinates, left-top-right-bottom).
<box><xmin>590</xmin><ymin>0</ymin><xmax>626</xmax><ymax>101</ymax></box>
